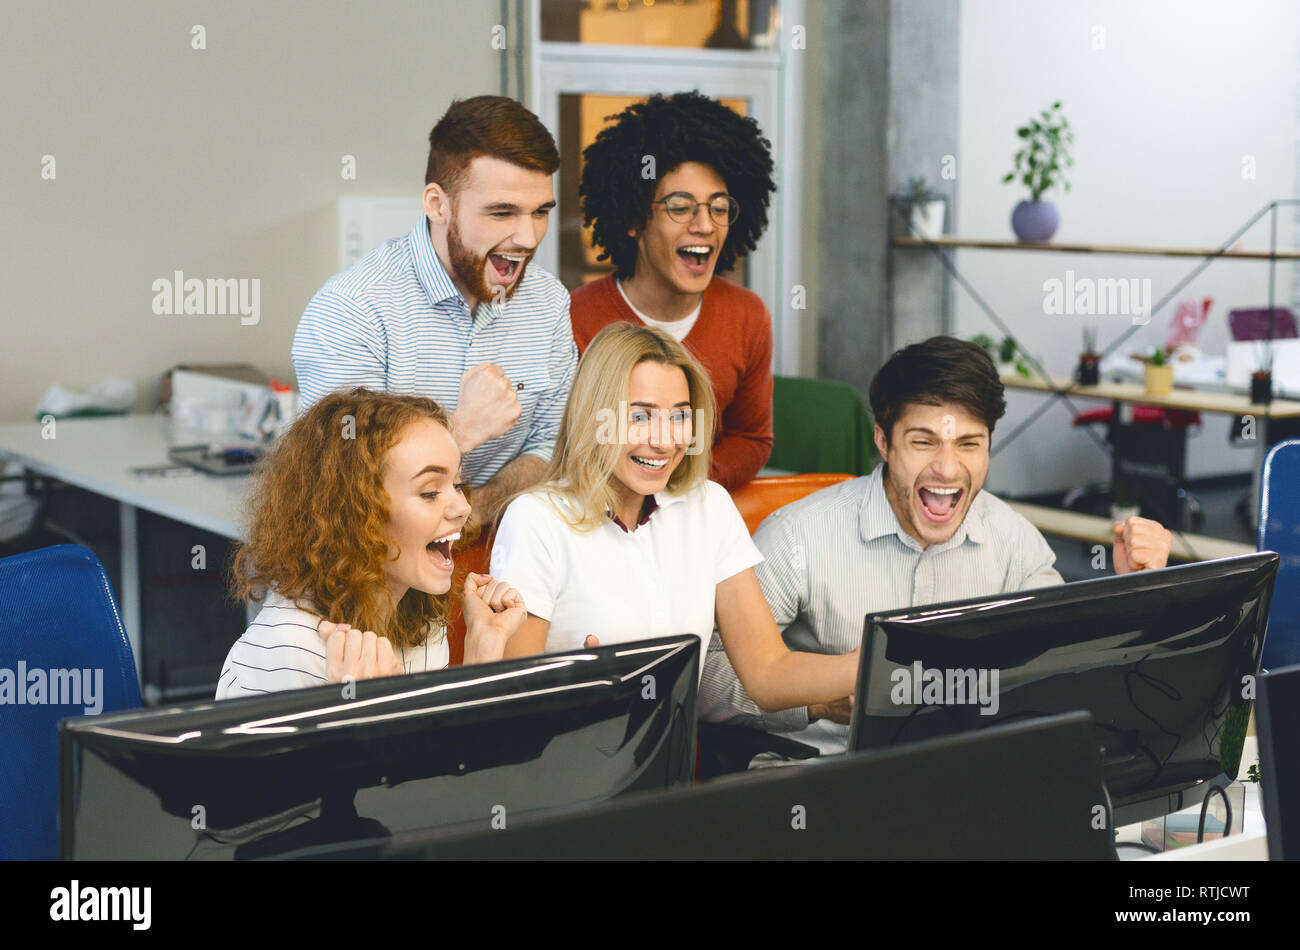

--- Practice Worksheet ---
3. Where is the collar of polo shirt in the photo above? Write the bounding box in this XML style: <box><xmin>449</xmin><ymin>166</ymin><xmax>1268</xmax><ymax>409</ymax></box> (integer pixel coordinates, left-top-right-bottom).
<box><xmin>412</xmin><ymin>216</ymin><xmax>464</xmax><ymax>309</ymax></box>
<box><xmin>608</xmin><ymin>487</ymin><xmax>692</xmax><ymax>533</ymax></box>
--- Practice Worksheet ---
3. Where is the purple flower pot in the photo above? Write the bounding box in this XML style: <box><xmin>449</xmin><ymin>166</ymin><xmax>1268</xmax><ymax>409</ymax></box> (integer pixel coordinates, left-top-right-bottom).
<box><xmin>1011</xmin><ymin>200</ymin><xmax>1060</xmax><ymax>242</ymax></box>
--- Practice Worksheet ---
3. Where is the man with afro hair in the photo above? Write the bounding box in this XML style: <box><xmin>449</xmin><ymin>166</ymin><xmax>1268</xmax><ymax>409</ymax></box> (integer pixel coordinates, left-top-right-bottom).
<box><xmin>570</xmin><ymin>91</ymin><xmax>777</xmax><ymax>491</ymax></box>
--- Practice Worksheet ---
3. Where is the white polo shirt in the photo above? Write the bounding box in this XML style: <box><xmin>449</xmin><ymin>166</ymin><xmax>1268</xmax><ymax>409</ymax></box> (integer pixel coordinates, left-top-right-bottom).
<box><xmin>490</xmin><ymin>479</ymin><xmax>763</xmax><ymax>678</ymax></box>
<box><xmin>215</xmin><ymin>590</ymin><xmax>449</xmax><ymax>700</ymax></box>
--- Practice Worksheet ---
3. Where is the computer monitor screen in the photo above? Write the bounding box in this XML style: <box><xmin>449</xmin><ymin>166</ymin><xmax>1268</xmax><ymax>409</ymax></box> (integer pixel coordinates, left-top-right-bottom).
<box><xmin>340</xmin><ymin>712</ymin><xmax>1114</xmax><ymax>860</ymax></box>
<box><xmin>60</xmin><ymin>635</ymin><xmax>699</xmax><ymax>859</ymax></box>
<box><xmin>849</xmin><ymin>553</ymin><xmax>1277</xmax><ymax>824</ymax></box>
<box><xmin>1257</xmin><ymin>662</ymin><xmax>1300</xmax><ymax>860</ymax></box>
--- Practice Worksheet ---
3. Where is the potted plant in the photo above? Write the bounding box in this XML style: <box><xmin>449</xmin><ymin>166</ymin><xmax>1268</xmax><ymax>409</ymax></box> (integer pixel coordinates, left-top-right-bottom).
<box><xmin>1002</xmin><ymin>101</ymin><xmax>1073</xmax><ymax>242</ymax></box>
<box><xmin>1144</xmin><ymin>347</ymin><xmax>1174</xmax><ymax>396</ymax></box>
<box><xmin>997</xmin><ymin>336</ymin><xmax>1031</xmax><ymax>378</ymax></box>
<box><xmin>971</xmin><ymin>334</ymin><xmax>1029</xmax><ymax>378</ymax></box>
<box><xmin>1076</xmin><ymin>327</ymin><xmax>1100</xmax><ymax>386</ymax></box>
<box><xmin>896</xmin><ymin>177</ymin><xmax>946</xmax><ymax>239</ymax></box>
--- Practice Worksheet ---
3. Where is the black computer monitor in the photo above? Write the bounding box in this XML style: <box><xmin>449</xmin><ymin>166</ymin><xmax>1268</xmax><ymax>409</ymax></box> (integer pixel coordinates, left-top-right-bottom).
<box><xmin>336</xmin><ymin>712</ymin><xmax>1114</xmax><ymax>860</ymax></box>
<box><xmin>60</xmin><ymin>635</ymin><xmax>699</xmax><ymax>859</ymax></box>
<box><xmin>1257</xmin><ymin>662</ymin><xmax>1300</xmax><ymax>860</ymax></box>
<box><xmin>848</xmin><ymin>553</ymin><xmax>1278</xmax><ymax>827</ymax></box>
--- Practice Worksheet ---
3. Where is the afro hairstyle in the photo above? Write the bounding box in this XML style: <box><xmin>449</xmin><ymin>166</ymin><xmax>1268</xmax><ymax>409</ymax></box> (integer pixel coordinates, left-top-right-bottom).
<box><xmin>579</xmin><ymin>91</ymin><xmax>776</xmax><ymax>280</ymax></box>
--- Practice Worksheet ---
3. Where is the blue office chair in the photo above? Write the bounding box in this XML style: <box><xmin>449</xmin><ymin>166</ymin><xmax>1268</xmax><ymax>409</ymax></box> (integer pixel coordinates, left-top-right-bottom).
<box><xmin>0</xmin><ymin>544</ymin><xmax>141</xmax><ymax>859</ymax></box>
<box><xmin>1259</xmin><ymin>440</ymin><xmax>1300</xmax><ymax>670</ymax></box>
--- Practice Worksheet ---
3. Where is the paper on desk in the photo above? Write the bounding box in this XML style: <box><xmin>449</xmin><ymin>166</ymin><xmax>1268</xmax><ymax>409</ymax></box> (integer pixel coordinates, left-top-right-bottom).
<box><xmin>35</xmin><ymin>378</ymin><xmax>136</xmax><ymax>418</ymax></box>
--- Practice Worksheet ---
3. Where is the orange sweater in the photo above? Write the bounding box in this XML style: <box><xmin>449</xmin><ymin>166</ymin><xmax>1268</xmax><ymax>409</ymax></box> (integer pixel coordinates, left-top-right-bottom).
<box><xmin>570</xmin><ymin>275</ymin><xmax>774</xmax><ymax>491</ymax></box>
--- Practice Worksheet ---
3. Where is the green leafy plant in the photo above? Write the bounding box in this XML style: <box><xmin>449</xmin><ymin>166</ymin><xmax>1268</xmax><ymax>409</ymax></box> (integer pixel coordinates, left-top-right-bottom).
<box><xmin>1247</xmin><ymin>763</ymin><xmax>1262</xmax><ymax>784</ymax></box>
<box><xmin>1002</xmin><ymin>101</ymin><xmax>1074</xmax><ymax>201</ymax></box>
<box><xmin>902</xmin><ymin>176</ymin><xmax>932</xmax><ymax>208</ymax></box>
<box><xmin>1150</xmin><ymin>347</ymin><xmax>1167</xmax><ymax>367</ymax></box>
<box><xmin>974</xmin><ymin>335</ymin><xmax>1031</xmax><ymax>377</ymax></box>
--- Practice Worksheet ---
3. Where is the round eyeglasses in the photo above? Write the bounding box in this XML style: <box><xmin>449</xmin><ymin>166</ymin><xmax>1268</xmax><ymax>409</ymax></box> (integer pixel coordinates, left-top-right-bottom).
<box><xmin>651</xmin><ymin>192</ymin><xmax>740</xmax><ymax>227</ymax></box>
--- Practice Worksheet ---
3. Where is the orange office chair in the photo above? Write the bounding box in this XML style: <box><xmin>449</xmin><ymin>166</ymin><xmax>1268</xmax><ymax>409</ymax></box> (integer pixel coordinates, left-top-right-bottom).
<box><xmin>730</xmin><ymin>473</ymin><xmax>857</xmax><ymax>535</ymax></box>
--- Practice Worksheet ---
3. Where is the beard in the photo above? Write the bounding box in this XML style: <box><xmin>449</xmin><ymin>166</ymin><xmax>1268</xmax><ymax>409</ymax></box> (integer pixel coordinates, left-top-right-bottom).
<box><xmin>446</xmin><ymin>213</ymin><xmax>530</xmax><ymax>308</ymax></box>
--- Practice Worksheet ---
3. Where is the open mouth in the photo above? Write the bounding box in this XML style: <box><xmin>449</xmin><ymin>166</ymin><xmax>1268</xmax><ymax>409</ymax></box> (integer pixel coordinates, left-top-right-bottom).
<box><xmin>676</xmin><ymin>245</ymin><xmax>713</xmax><ymax>275</ymax></box>
<box><xmin>488</xmin><ymin>252</ymin><xmax>527</xmax><ymax>283</ymax></box>
<box><xmin>917</xmin><ymin>486</ymin><xmax>963</xmax><ymax>523</ymax></box>
<box><xmin>631</xmin><ymin>455</ymin><xmax>670</xmax><ymax>473</ymax></box>
<box><xmin>425</xmin><ymin>531</ymin><xmax>461</xmax><ymax>570</ymax></box>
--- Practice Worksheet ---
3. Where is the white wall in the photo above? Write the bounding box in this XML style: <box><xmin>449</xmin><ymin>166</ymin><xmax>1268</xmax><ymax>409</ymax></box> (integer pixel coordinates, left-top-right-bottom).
<box><xmin>955</xmin><ymin>0</ymin><xmax>1297</xmax><ymax>496</ymax></box>
<box><xmin>0</xmin><ymin>1</ymin><xmax>502</xmax><ymax>422</ymax></box>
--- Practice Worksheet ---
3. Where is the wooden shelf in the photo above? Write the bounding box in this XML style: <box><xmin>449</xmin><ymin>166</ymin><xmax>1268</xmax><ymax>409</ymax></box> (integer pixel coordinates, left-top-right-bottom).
<box><xmin>1006</xmin><ymin>501</ymin><xmax>1252</xmax><ymax>562</ymax></box>
<box><xmin>999</xmin><ymin>373</ymin><xmax>1300</xmax><ymax>418</ymax></box>
<box><xmin>892</xmin><ymin>234</ymin><xmax>1300</xmax><ymax>261</ymax></box>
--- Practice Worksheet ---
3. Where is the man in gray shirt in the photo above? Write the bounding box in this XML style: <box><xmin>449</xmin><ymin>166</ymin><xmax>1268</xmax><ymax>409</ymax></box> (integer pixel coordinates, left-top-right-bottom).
<box><xmin>698</xmin><ymin>335</ymin><xmax>1174</xmax><ymax>755</ymax></box>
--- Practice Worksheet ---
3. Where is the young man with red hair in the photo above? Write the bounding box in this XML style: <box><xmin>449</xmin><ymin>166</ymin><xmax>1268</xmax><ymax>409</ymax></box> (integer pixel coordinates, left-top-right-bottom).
<box><xmin>293</xmin><ymin>96</ymin><xmax>576</xmax><ymax>523</ymax></box>
<box><xmin>570</xmin><ymin>92</ymin><xmax>777</xmax><ymax>491</ymax></box>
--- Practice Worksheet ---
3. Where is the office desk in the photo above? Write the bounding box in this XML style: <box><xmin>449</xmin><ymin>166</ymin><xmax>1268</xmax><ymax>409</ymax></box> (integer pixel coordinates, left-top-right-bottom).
<box><xmin>1001</xmin><ymin>372</ymin><xmax>1300</xmax><ymax>534</ymax></box>
<box><xmin>0</xmin><ymin>414</ymin><xmax>250</xmax><ymax>683</ymax></box>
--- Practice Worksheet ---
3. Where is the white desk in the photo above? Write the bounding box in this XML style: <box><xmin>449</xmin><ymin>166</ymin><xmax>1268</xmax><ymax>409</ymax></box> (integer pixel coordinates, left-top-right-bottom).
<box><xmin>0</xmin><ymin>414</ymin><xmax>252</xmax><ymax>679</ymax></box>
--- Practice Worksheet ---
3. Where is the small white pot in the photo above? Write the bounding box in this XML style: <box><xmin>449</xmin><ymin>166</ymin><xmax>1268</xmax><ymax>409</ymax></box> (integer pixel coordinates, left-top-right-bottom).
<box><xmin>910</xmin><ymin>199</ymin><xmax>946</xmax><ymax>239</ymax></box>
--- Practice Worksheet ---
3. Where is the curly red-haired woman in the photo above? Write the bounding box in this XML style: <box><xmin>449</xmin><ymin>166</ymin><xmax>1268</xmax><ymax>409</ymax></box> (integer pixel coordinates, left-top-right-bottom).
<box><xmin>216</xmin><ymin>389</ymin><xmax>524</xmax><ymax>699</ymax></box>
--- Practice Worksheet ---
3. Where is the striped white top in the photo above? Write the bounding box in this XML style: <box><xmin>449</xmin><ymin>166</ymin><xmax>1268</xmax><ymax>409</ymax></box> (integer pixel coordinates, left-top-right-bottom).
<box><xmin>291</xmin><ymin>216</ymin><xmax>578</xmax><ymax>485</ymax></box>
<box><xmin>215</xmin><ymin>590</ymin><xmax>448</xmax><ymax>700</ymax></box>
<box><xmin>698</xmin><ymin>465</ymin><xmax>1063</xmax><ymax>753</ymax></box>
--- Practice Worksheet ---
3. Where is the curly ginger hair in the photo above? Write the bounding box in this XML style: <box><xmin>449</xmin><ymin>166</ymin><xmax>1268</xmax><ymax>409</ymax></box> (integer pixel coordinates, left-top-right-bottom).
<box><xmin>230</xmin><ymin>389</ymin><xmax>469</xmax><ymax>650</ymax></box>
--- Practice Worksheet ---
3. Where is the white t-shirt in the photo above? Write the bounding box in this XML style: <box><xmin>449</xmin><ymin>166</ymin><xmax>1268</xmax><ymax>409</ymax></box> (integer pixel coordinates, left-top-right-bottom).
<box><xmin>489</xmin><ymin>479</ymin><xmax>762</xmax><ymax>679</ymax></box>
<box><xmin>215</xmin><ymin>590</ymin><xmax>449</xmax><ymax>700</ymax></box>
<box><xmin>616</xmin><ymin>279</ymin><xmax>701</xmax><ymax>342</ymax></box>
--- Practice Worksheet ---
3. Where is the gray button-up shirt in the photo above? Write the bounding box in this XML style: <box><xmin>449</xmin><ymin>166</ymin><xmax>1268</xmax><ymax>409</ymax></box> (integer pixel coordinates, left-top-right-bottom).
<box><xmin>698</xmin><ymin>465</ymin><xmax>1064</xmax><ymax>754</ymax></box>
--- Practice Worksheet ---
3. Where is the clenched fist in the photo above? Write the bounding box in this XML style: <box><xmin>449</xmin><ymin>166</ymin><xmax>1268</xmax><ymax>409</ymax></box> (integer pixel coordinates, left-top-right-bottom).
<box><xmin>451</xmin><ymin>363</ymin><xmax>522</xmax><ymax>453</ymax></box>
<box><xmin>462</xmin><ymin>572</ymin><xmax>527</xmax><ymax>664</ymax></box>
<box><xmin>1113</xmin><ymin>516</ymin><xmax>1173</xmax><ymax>574</ymax></box>
<box><xmin>316</xmin><ymin>620</ymin><xmax>404</xmax><ymax>684</ymax></box>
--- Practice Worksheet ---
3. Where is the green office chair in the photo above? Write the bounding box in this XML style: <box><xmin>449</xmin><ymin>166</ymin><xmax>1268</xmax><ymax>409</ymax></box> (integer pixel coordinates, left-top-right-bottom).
<box><xmin>769</xmin><ymin>376</ymin><xmax>878</xmax><ymax>476</ymax></box>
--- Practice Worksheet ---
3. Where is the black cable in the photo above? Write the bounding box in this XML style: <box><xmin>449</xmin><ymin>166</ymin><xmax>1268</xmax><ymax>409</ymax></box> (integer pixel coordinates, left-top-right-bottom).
<box><xmin>1197</xmin><ymin>783</ymin><xmax>1232</xmax><ymax>843</ymax></box>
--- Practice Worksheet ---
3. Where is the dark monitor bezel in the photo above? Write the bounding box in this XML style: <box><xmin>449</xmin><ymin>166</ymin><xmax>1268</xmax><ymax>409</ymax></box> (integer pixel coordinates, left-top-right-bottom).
<box><xmin>59</xmin><ymin>633</ymin><xmax>700</xmax><ymax>860</ymax></box>
<box><xmin>336</xmin><ymin>711</ymin><xmax>1116</xmax><ymax>861</ymax></box>
<box><xmin>1257</xmin><ymin>662</ymin><xmax>1300</xmax><ymax>861</ymax></box>
<box><xmin>848</xmin><ymin>552</ymin><xmax>1277</xmax><ymax>823</ymax></box>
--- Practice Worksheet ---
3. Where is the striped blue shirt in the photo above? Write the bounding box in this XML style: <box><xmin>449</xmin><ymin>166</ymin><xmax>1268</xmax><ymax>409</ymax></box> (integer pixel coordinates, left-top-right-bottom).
<box><xmin>291</xmin><ymin>216</ymin><xmax>577</xmax><ymax>484</ymax></box>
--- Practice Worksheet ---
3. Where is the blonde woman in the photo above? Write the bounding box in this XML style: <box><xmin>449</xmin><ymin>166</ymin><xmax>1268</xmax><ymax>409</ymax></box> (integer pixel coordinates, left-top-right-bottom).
<box><xmin>490</xmin><ymin>323</ymin><xmax>857</xmax><ymax>714</ymax></box>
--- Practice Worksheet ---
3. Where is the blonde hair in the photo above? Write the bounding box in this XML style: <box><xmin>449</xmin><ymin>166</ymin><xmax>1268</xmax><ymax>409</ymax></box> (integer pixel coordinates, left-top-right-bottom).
<box><xmin>540</xmin><ymin>322</ymin><xmax>717</xmax><ymax>530</ymax></box>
